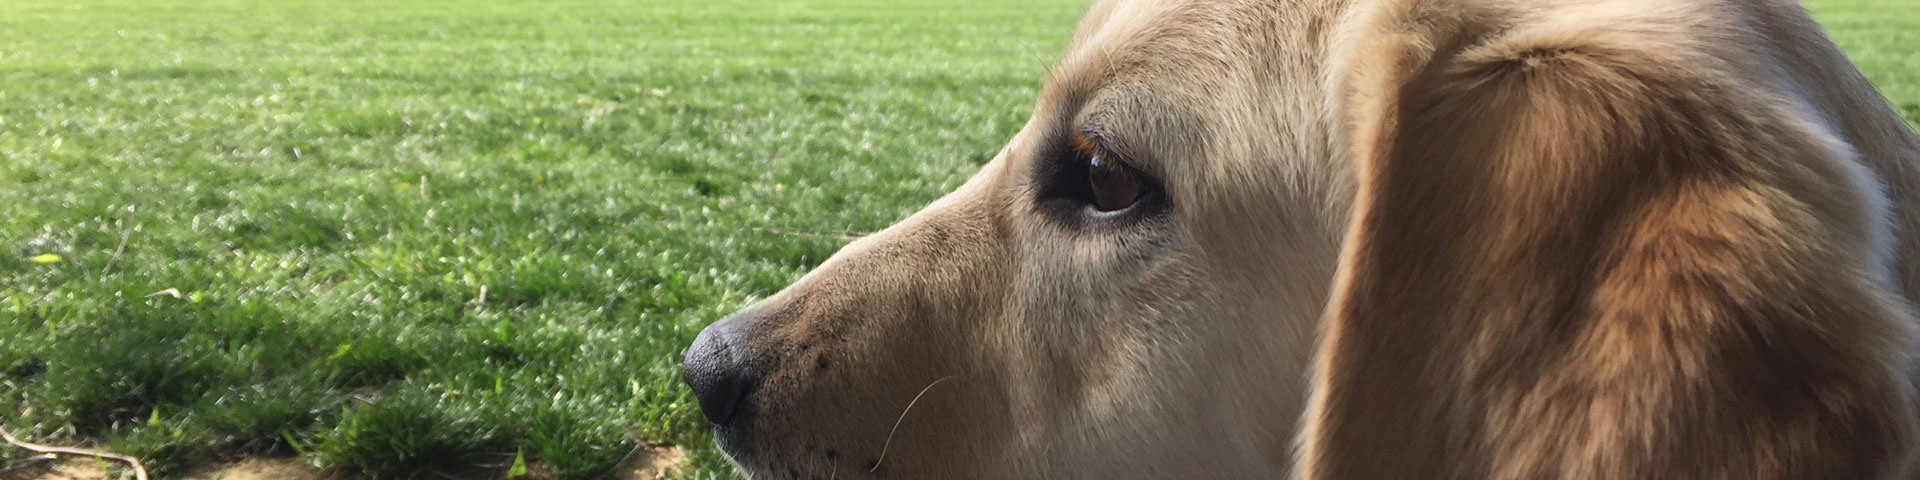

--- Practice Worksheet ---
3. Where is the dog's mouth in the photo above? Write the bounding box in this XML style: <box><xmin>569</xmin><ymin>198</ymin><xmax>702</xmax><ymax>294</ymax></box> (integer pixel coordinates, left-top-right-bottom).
<box><xmin>700</xmin><ymin>370</ymin><xmax>964</xmax><ymax>479</ymax></box>
<box><xmin>693</xmin><ymin>369</ymin><xmax>868</xmax><ymax>478</ymax></box>
<box><xmin>711</xmin><ymin>423</ymin><xmax>859</xmax><ymax>480</ymax></box>
<box><xmin>708</xmin><ymin>418</ymin><xmax>784</xmax><ymax>479</ymax></box>
<box><xmin>707</xmin><ymin>410</ymin><xmax>756</xmax><ymax>462</ymax></box>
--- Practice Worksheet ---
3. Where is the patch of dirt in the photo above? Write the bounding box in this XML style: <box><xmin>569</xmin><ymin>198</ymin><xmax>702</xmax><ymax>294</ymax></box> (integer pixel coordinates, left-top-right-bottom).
<box><xmin>0</xmin><ymin>457</ymin><xmax>316</xmax><ymax>480</ymax></box>
<box><xmin>1</xmin><ymin>445</ymin><xmax>691</xmax><ymax>480</ymax></box>
<box><xmin>507</xmin><ymin>444</ymin><xmax>692</xmax><ymax>480</ymax></box>
<box><xmin>0</xmin><ymin>458</ymin><xmax>131</xmax><ymax>480</ymax></box>
<box><xmin>618</xmin><ymin>444</ymin><xmax>689</xmax><ymax>480</ymax></box>
<box><xmin>182</xmin><ymin>458</ymin><xmax>321</xmax><ymax>480</ymax></box>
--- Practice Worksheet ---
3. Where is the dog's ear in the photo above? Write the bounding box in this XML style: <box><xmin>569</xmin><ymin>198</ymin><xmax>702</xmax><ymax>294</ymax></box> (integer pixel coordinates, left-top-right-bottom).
<box><xmin>1302</xmin><ymin>9</ymin><xmax>1919</xmax><ymax>480</ymax></box>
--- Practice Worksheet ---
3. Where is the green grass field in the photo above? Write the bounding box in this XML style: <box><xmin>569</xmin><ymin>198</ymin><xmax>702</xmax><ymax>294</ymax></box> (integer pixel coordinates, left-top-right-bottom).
<box><xmin>1</xmin><ymin>0</ymin><xmax>1916</xmax><ymax>478</ymax></box>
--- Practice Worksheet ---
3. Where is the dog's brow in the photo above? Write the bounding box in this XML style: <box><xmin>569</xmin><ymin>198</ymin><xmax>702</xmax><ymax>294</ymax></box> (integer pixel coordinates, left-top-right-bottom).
<box><xmin>1044</xmin><ymin>43</ymin><xmax>1174</xmax><ymax>178</ymax></box>
<box><xmin>1077</xmin><ymin>108</ymin><xmax>1115</xmax><ymax>149</ymax></box>
<box><xmin>1073</xmin><ymin>93</ymin><xmax>1171</xmax><ymax>180</ymax></box>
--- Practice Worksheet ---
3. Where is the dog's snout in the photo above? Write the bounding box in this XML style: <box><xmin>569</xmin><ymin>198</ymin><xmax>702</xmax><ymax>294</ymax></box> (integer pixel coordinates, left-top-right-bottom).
<box><xmin>683</xmin><ymin>317</ymin><xmax>757</xmax><ymax>426</ymax></box>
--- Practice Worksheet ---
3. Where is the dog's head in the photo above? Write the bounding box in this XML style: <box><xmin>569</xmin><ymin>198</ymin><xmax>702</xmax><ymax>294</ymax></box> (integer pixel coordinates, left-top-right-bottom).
<box><xmin>684</xmin><ymin>0</ymin><xmax>1920</xmax><ymax>477</ymax></box>
<box><xmin>682</xmin><ymin>1</ymin><xmax>1351</xmax><ymax>477</ymax></box>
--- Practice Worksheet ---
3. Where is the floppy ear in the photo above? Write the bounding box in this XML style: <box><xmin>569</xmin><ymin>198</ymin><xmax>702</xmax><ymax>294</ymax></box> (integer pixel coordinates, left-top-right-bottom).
<box><xmin>1301</xmin><ymin>10</ymin><xmax>1920</xmax><ymax>480</ymax></box>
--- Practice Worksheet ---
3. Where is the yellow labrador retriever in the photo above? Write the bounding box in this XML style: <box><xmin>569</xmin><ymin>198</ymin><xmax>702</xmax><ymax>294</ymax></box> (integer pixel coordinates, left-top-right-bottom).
<box><xmin>683</xmin><ymin>0</ymin><xmax>1920</xmax><ymax>477</ymax></box>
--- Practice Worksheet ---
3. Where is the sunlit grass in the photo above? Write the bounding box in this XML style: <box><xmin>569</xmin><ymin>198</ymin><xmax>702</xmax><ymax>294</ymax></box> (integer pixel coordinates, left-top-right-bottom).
<box><xmin>0</xmin><ymin>0</ymin><xmax>1081</xmax><ymax>477</ymax></box>
<box><xmin>1</xmin><ymin>0</ymin><xmax>1915</xmax><ymax>478</ymax></box>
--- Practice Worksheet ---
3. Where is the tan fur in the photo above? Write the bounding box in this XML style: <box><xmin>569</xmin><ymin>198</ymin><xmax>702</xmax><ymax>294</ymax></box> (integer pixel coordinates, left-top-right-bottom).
<box><xmin>699</xmin><ymin>0</ymin><xmax>1920</xmax><ymax>477</ymax></box>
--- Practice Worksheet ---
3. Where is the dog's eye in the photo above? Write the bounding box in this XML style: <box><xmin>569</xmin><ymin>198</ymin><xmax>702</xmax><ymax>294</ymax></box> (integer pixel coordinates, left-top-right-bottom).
<box><xmin>1034</xmin><ymin>133</ymin><xmax>1164</xmax><ymax>224</ymax></box>
<box><xmin>1087</xmin><ymin>153</ymin><xmax>1143</xmax><ymax>212</ymax></box>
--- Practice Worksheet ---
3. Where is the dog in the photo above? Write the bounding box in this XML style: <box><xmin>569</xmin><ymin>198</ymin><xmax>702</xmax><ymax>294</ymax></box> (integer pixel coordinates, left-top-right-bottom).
<box><xmin>682</xmin><ymin>0</ymin><xmax>1920</xmax><ymax>477</ymax></box>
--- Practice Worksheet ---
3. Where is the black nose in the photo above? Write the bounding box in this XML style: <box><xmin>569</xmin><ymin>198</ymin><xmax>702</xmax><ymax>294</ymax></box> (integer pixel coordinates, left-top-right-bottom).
<box><xmin>683</xmin><ymin>318</ymin><xmax>755</xmax><ymax>426</ymax></box>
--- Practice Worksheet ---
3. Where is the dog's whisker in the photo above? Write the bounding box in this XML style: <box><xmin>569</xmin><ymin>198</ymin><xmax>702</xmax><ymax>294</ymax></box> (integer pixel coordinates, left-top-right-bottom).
<box><xmin>869</xmin><ymin>375</ymin><xmax>958</xmax><ymax>472</ymax></box>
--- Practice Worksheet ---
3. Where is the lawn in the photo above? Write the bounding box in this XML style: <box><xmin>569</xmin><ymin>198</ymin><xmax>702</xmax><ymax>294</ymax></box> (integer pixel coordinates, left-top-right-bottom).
<box><xmin>0</xmin><ymin>0</ymin><xmax>1915</xmax><ymax>478</ymax></box>
<box><xmin>0</xmin><ymin>0</ymin><xmax>1083</xmax><ymax>477</ymax></box>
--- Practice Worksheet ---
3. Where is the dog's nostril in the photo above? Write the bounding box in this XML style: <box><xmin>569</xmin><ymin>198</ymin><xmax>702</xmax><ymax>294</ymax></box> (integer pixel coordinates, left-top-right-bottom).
<box><xmin>683</xmin><ymin>320</ymin><xmax>755</xmax><ymax>426</ymax></box>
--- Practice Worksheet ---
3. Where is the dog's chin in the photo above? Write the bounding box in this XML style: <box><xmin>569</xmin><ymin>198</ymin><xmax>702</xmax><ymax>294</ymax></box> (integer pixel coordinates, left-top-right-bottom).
<box><xmin>710</xmin><ymin>434</ymin><xmax>772</xmax><ymax>479</ymax></box>
<box><xmin>709</xmin><ymin>425</ymin><xmax>780</xmax><ymax>478</ymax></box>
<box><xmin>704</xmin><ymin>404</ymin><xmax>765</xmax><ymax>475</ymax></box>
<box><xmin>709</xmin><ymin>425</ymin><xmax>752</xmax><ymax>462</ymax></box>
<box><xmin>711</xmin><ymin>445</ymin><xmax>837</xmax><ymax>480</ymax></box>
<box><xmin>710</xmin><ymin>424</ymin><xmax>834</xmax><ymax>480</ymax></box>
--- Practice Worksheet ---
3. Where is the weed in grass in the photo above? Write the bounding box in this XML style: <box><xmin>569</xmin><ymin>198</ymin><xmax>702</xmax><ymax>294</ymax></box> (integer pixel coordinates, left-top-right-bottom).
<box><xmin>312</xmin><ymin>383</ymin><xmax>499</xmax><ymax>479</ymax></box>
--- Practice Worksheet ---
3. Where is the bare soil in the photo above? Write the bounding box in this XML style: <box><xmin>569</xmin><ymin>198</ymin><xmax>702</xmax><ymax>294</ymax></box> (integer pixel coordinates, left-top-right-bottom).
<box><xmin>0</xmin><ymin>445</ymin><xmax>689</xmax><ymax>480</ymax></box>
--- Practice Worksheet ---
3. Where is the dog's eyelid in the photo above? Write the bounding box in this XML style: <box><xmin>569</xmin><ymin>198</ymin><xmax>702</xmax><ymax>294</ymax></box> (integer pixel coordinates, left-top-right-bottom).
<box><xmin>1075</xmin><ymin>129</ymin><xmax>1170</xmax><ymax>190</ymax></box>
<box><xmin>1070</xmin><ymin>107</ymin><xmax>1166</xmax><ymax>181</ymax></box>
<box><xmin>1072</xmin><ymin>123</ymin><xmax>1138</xmax><ymax>168</ymax></box>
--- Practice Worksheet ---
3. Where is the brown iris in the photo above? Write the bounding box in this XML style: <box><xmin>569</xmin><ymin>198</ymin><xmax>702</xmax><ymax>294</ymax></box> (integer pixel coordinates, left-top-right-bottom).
<box><xmin>1087</xmin><ymin>153</ymin><xmax>1141</xmax><ymax>212</ymax></box>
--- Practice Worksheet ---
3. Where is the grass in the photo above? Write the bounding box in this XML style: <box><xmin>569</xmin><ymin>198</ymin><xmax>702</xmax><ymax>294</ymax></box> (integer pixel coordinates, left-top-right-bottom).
<box><xmin>0</xmin><ymin>0</ymin><xmax>1083</xmax><ymax>477</ymax></box>
<box><xmin>0</xmin><ymin>0</ymin><xmax>1915</xmax><ymax>478</ymax></box>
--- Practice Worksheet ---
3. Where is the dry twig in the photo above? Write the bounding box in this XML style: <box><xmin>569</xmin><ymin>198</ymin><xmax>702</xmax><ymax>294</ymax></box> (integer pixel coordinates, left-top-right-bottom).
<box><xmin>748</xmin><ymin>227</ymin><xmax>867</xmax><ymax>241</ymax></box>
<box><xmin>0</xmin><ymin>426</ymin><xmax>149</xmax><ymax>480</ymax></box>
<box><xmin>101</xmin><ymin>226</ymin><xmax>132</xmax><ymax>275</ymax></box>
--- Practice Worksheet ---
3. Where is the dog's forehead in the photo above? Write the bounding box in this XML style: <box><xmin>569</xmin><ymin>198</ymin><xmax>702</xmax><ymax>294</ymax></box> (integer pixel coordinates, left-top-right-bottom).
<box><xmin>1040</xmin><ymin>1</ymin><xmax>1280</xmax><ymax>163</ymax></box>
<box><xmin>1044</xmin><ymin>0</ymin><xmax>1341</xmax><ymax>137</ymax></box>
<box><xmin>1041</xmin><ymin>1</ymin><xmax>1337</xmax><ymax>173</ymax></box>
<box><xmin>1033</xmin><ymin>0</ymin><xmax>1350</xmax><ymax>228</ymax></box>
<box><xmin>1058</xmin><ymin>0</ymin><xmax>1315</xmax><ymax>82</ymax></box>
